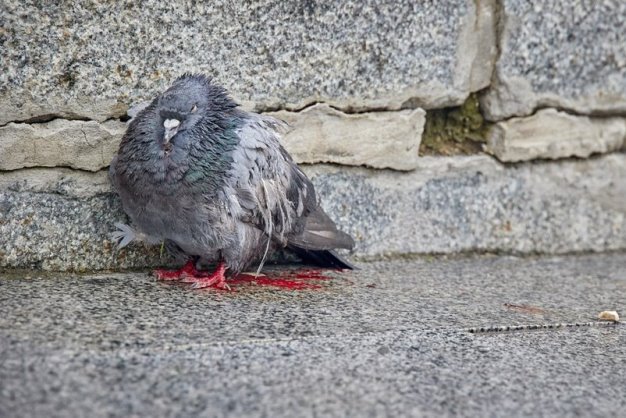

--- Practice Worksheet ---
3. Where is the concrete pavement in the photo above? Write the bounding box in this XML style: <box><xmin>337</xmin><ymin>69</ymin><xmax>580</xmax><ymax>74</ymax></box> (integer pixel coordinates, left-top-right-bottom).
<box><xmin>1</xmin><ymin>253</ymin><xmax>625</xmax><ymax>417</ymax></box>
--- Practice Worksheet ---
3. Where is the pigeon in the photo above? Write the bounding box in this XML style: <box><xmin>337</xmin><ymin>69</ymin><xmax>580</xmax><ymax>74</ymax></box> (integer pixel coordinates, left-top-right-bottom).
<box><xmin>109</xmin><ymin>74</ymin><xmax>355</xmax><ymax>289</ymax></box>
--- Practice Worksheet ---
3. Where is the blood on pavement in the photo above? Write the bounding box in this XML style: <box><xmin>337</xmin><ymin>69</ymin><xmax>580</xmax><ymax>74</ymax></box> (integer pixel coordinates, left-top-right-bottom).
<box><xmin>228</xmin><ymin>269</ymin><xmax>330</xmax><ymax>290</ymax></box>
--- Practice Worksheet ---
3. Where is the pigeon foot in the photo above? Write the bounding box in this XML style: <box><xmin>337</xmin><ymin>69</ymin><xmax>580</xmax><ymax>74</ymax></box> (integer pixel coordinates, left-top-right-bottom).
<box><xmin>182</xmin><ymin>261</ymin><xmax>230</xmax><ymax>290</ymax></box>
<box><xmin>153</xmin><ymin>259</ymin><xmax>198</xmax><ymax>281</ymax></box>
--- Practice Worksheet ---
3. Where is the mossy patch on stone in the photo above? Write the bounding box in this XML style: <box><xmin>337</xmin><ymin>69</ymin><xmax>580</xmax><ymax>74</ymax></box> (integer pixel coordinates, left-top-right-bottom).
<box><xmin>420</xmin><ymin>94</ymin><xmax>491</xmax><ymax>156</ymax></box>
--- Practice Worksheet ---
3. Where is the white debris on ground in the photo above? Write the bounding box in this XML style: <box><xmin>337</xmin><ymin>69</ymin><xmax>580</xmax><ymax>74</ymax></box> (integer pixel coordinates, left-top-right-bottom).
<box><xmin>597</xmin><ymin>311</ymin><xmax>620</xmax><ymax>322</ymax></box>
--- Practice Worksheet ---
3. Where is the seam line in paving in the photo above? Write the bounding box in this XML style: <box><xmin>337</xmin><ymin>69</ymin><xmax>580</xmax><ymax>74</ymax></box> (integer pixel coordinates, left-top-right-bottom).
<box><xmin>464</xmin><ymin>321</ymin><xmax>622</xmax><ymax>334</ymax></box>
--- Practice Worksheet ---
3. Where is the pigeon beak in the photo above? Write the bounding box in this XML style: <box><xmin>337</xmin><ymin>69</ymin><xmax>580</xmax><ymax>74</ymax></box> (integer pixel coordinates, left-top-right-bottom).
<box><xmin>163</xmin><ymin>118</ymin><xmax>180</xmax><ymax>144</ymax></box>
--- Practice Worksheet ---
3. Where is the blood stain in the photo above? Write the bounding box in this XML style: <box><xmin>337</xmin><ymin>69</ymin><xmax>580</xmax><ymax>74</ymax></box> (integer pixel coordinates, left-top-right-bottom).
<box><xmin>228</xmin><ymin>269</ymin><xmax>332</xmax><ymax>290</ymax></box>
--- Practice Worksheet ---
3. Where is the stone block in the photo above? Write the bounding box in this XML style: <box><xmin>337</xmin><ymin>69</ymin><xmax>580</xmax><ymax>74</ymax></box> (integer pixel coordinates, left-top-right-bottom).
<box><xmin>0</xmin><ymin>120</ymin><xmax>126</xmax><ymax>171</ymax></box>
<box><xmin>481</xmin><ymin>0</ymin><xmax>626</xmax><ymax>120</ymax></box>
<box><xmin>485</xmin><ymin>109</ymin><xmax>626</xmax><ymax>162</ymax></box>
<box><xmin>270</xmin><ymin>104</ymin><xmax>425</xmax><ymax>171</ymax></box>
<box><xmin>1</xmin><ymin>0</ymin><xmax>496</xmax><ymax>124</ymax></box>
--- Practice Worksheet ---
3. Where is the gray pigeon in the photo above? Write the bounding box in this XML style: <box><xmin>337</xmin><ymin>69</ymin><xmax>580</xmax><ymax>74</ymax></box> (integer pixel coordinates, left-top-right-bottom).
<box><xmin>109</xmin><ymin>74</ymin><xmax>354</xmax><ymax>289</ymax></box>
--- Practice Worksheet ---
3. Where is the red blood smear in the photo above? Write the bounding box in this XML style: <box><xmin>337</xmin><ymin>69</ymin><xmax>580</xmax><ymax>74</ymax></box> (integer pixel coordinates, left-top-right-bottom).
<box><xmin>154</xmin><ymin>259</ymin><xmax>197</xmax><ymax>280</ymax></box>
<box><xmin>229</xmin><ymin>269</ymin><xmax>330</xmax><ymax>290</ymax></box>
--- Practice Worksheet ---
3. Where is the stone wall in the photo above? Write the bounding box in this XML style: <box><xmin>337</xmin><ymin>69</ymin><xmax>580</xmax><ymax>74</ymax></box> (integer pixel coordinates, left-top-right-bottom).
<box><xmin>1</xmin><ymin>0</ymin><xmax>625</xmax><ymax>271</ymax></box>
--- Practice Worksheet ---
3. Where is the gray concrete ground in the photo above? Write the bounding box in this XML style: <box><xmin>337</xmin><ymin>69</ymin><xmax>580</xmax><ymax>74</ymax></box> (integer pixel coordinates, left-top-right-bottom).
<box><xmin>1</xmin><ymin>253</ymin><xmax>625</xmax><ymax>417</ymax></box>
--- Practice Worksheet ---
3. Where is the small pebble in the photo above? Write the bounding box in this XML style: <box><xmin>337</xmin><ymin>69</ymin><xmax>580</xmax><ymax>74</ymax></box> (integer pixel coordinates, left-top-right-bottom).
<box><xmin>597</xmin><ymin>310</ymin><xmax>620</xmax><ymax>322</ymax></box>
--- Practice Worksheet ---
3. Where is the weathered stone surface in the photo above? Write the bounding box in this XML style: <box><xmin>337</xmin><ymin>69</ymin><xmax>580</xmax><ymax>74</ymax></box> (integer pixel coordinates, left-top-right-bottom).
<box><xmin>270</xmin><ymin>104</ymin><xmax>424</xmax><ymax>171</ymax></box>
<box><xmin>1</xmin><ymin>0</ymin><xmax>496</xmax><ymax>125</ymax></box>
<box><xmin>486</xmin><ymin>109</ymin><xmax>626</xmax><ymax>162</ymax></box>
<box><xmin>0</xmin><ymin>119</ymin><xmax>125</xmax><ymax>171</ymax></box>
<box><xmin>1</xmin><ymin>154</ymin><xmax>625</xmax><ymax>271</ymax></box>
<box><xmin>481</xmin><ymin>0</ymin><xmax>626</xmax><ymax>121</ymax></box>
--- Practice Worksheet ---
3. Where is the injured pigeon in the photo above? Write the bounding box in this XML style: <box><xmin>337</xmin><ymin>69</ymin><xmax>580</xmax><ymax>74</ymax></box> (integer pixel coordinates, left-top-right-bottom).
<box><xmin>109</xmin><ymin>74</ymin><xmax>354</xmax><ymax>289</ymax></box>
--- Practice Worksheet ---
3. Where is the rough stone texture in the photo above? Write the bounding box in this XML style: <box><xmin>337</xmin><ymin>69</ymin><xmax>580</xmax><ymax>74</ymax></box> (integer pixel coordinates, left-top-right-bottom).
<box><xmin>0</xmin><ymin>189</ymin><xmax>171</xmax><ymax>271</ymax></box>
<box><xmin>312</xmin><ymin>154</ymin><xmax>626</xmax><ymax>258</ymax></box>
<box><xmin>486</xmin><ymin>109</ymin><xmax>626</xmax><ymax>162</ymax></box>
<box><xmin>1</xmin><ymin>254</ymin><xmax>625</xmax><ymax>417</ymax></box>
<box><xmin>0</xmin><ymin>0</ymin><xmax>496</xmax><ymax>125</ymax></box>
<box><xmin>1</xmin><ymin>154</ymin><xmax>625</xmax><ymax>271</ymax></box>
<box><xmin>0</xmin><ymin>119</ymin><xmax>126</xmax><ymax>171</ymax></box>
<box><xmin>481</xmin><ymin>0</ymin><xmax>626</xmax><ymax>121</ymax></box>
<box><xmin>270</xmin><ymin>104</ymin><xmax>425</xmax><ymax>170</ymax></box>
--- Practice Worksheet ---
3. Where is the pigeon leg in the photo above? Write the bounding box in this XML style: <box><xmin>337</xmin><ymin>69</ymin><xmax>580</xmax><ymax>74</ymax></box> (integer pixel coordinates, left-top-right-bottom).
<box><xmin>182</xmin><ymin>261</ymin><xmax>230</xmax><ymax>290</ymax></box>
<box><xmin>153</xmin><ymin>259</ymin><xmax>199</xmax><ymax>281</ymax></box>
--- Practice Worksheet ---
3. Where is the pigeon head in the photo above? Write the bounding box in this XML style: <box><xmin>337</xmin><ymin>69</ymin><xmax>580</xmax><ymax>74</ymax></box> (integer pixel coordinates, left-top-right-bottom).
<box><xmin>157</xmin><ymin>82</ymin><xmax>206</xmax><ymax>150</ymax></box>
<box><xmin>154</xmin><ymin>74</ymin><xmax>238</xmax><ymax>151</ymax></box>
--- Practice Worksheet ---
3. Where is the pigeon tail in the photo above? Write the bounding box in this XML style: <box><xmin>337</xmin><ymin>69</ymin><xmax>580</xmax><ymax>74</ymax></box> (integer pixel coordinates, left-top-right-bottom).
<box><xmin>288</xmin><ymin>247</ymin><xmax>356</xmax><ymax>270</ymax></box>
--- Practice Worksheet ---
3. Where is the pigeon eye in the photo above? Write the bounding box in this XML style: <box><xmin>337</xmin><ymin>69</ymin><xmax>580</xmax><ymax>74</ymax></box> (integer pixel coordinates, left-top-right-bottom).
<box><xmin>190</xmin><ymin>104</ymin><xmax>198</xmax><ymax>113</ymax></box>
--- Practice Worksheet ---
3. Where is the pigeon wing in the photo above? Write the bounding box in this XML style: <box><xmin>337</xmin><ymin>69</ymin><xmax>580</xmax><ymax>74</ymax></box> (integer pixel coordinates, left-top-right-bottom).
<box><xmin>228</xmin><ymin>114</ymin><xmax>354</xmax><ymax>251</ymax></box>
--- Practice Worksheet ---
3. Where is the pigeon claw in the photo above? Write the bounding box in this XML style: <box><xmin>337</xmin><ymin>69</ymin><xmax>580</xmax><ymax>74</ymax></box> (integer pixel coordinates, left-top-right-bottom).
<box><xmin>189</xmin><ymin>277</ymin><xmax>231</xmax><ymax>291</ymax></box>
<box><xmin>184</xmin><ymin>261</ymin><xmax>230</xmax><ymax>291</ymax></box>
